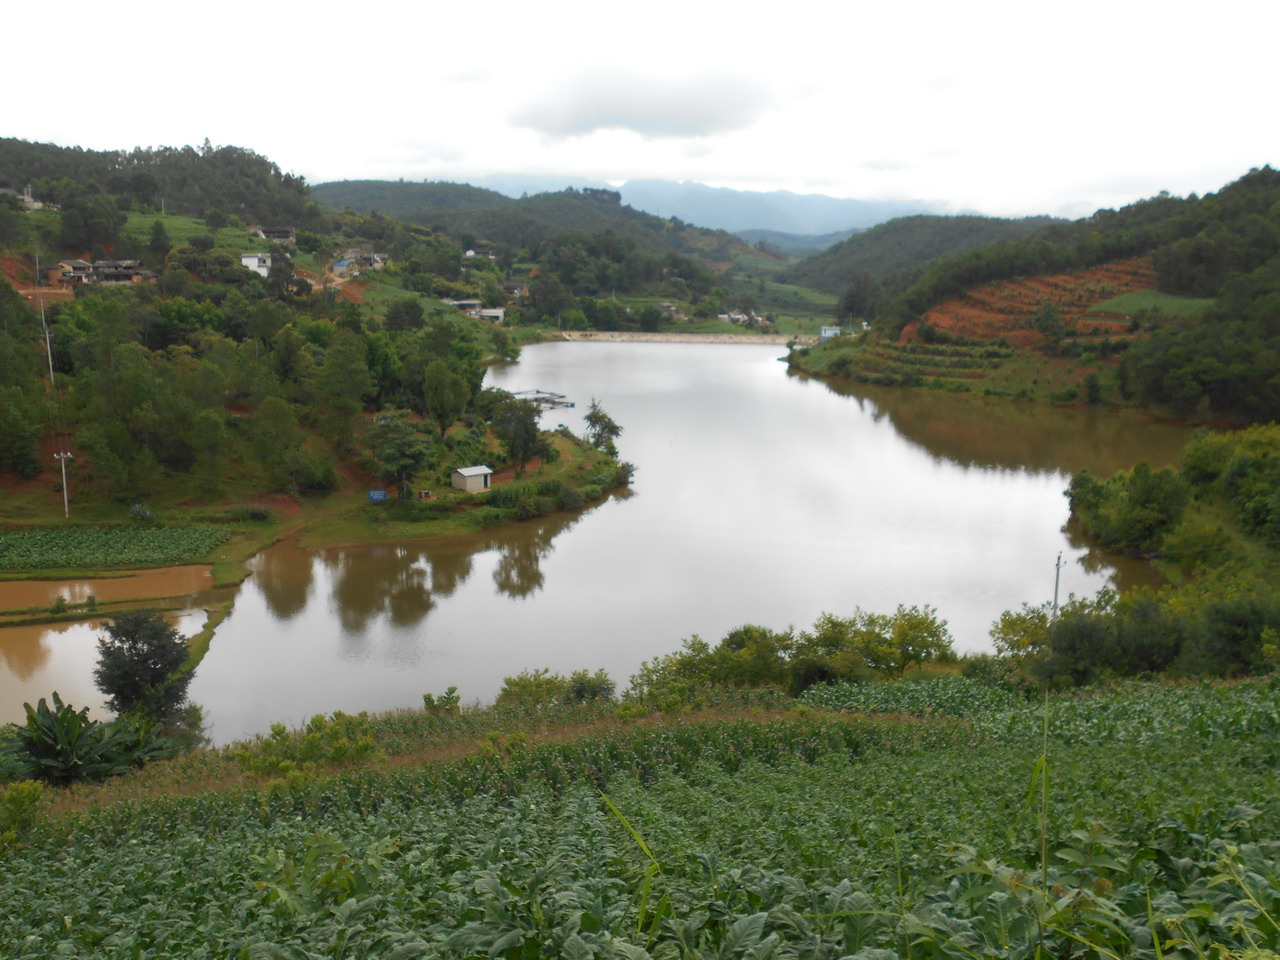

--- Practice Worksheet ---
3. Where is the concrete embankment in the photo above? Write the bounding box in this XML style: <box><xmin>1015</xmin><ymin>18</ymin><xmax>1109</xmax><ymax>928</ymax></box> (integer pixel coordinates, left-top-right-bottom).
<box><xmin>553</xmin><ymin>331</ymin><xmax>817</xmax><ymax>345</ymax></box>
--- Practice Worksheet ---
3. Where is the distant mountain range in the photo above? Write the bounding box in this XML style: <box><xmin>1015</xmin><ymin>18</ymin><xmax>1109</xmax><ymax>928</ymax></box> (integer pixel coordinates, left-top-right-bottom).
<box><xmin>325</xmin><ymin>175</ymin><xmax>943</xmax><ymax>239</ymax></box>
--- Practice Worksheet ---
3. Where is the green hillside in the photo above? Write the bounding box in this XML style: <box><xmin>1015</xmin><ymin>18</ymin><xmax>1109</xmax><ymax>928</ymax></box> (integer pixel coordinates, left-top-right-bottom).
<box><xmin>783</xmin><ymin>214</ymin><xmax>1060</xmax><ymax>294</ymax></box>
<box><xmin>796</xmin><ymin>167</ymin><xmax>1280</xmax><ymax>422</ymax></box>
<box><xmin>0</xmin><ymin>137</ymin><xmax>319</xmax><ymax>226</ymax></box>
<box><xmin>311</xmin><ymin>179</ymin><xmax>513</xmax><ymax>215</ymax></box>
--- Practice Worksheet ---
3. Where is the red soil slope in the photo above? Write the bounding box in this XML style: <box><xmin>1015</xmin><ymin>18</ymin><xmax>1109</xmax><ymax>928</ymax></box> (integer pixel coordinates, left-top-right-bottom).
<box><xmin>906</xmin><ymin>256</ymin><xmax>1156</xmax><ymax>347</ymax></box>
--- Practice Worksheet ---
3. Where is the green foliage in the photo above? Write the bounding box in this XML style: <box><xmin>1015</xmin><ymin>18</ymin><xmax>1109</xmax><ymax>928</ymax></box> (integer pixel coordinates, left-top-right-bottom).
<box><xmin>784</xmin><ymin>213</ymin><xmax>1059</xmax><ymax>295</ymax></box>
<box><xmin>993</xmin><ymin>583</ymin><xmax>1280</xmax><ymax>685</ymax></box>
<box><xmin>0</xmin><ymin>525</ymin><xmax>229</xmax><ymax>570</ymax></box>
<box><xmin>631</xmin><ymin>607</ymin><xmax>954</xmax><ymax>704</ymax></box>
<box><xmin>231</xmin><ymin>712</ymin><xmax>382</xmax><ymax>777</ymax></box>
<box><xmin>3</xmin><ymin>679</ymin><xmax>1279</xmax><ymax>957</ymax></box>
<box><xmin>368</xmin><ymin>409</ymin><xmax>433</xmax><ymax>494</ymax></box>
<box><xmin>583</xmin><ymin>398</ymin><xmax>623</xmax><ymax>456</ymax></box>
<box><xmin>422</xmin><ymin>686</ymin><xmax>461</xmax><ymax>715</ymax></box>
<box><xmin>0</xmin><ymin>137</ymin><xmax>317</xmax><ymax>225</ymax></box>
<box><xmin>11</xmin><ymin>693</ymin><xmax>169</xmax><ymax>785</ymax></box>
<box><xmin>494</xmin><ymin>668</ymin><xmax>615</xmax><ymax>711</ymax></box>
<box><xmin>1067</xmin><ymin>461</ymin><xmax>1189</xmax><ymax>554</ymax></box>
<box><xmin>0</xmin><ymin>779</ymin><xmax>42</xmax><ymax>847</ymax></box>
<box><xmin>490</xmin><ymin>397</ymin><xmax>544</xmax><ymax>470</ymax></box>
<box><xmin>93</xmin><ymin>611</ymin><xmax>193</xmax><ymax>722</ymax></box>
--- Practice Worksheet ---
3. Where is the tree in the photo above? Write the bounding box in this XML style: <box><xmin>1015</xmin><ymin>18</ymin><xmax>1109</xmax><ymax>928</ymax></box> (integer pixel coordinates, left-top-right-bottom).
<box><xmin>147</xmin><ymin>219</ymin><xmax>171</xmax><ymax>266</ymax></box>
<box><xmin>1083</xmin><ymin>371</ymin><xmax>1102</xmax><ymax>406</ymax></box>
<box><xmin>317</xmin><ymin>328</ymin><xmax>372</xmax><ymax>454</ymax></box>
<box><xmin>93</xmin><ymin>611</ymin><xmax>193</xmax><ymax>721</ymax></box>
<box><xmin>848</xmin><ymin>605</ymin><xmax>954</xmax><ymax>678</ymax></box>
<box><xmin>491</xmin><ymin>398</ymin><xmax>542</xmax><ymax>474</ymax></box>
<box><xmin>636</xmin><ymin>304</ymin><xmax>663</xmax><ymax>332</ymax></box>
<box><xmin>422</xmin><ymin>359</ymin><xmax>469</xmax><ymax>436</ymax></box>
<box><xmin>384</xmin><ymin>298</ymin><xmax>426</xmax><ymax>332</ymax></box>
<box><xmin>583</xmin><ymin>398</ymin><xmax>622</xmax><ymax>456</ymax></box>
<box><xmin>369</xmin><ymin>410</ymin><xmax>433</xmax><ymax>495</ymax></box>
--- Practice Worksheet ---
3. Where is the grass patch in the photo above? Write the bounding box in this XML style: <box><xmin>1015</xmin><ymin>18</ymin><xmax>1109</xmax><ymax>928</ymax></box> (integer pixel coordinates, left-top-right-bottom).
<box><xmin>1089</xmin><ymin>289</ymin><xmax>1216</xmax><ymax>319</ymax></box>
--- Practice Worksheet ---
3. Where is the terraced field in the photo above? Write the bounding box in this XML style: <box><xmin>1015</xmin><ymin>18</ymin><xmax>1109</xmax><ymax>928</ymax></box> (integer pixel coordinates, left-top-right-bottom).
<box><xmin>913</xmin><ymin>257</ymin><xmax>1157</xmax><ymax>346</ymax></box>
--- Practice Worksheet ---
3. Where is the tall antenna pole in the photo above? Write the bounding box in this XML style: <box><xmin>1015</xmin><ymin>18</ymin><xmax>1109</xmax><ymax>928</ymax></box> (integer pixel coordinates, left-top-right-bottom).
<box><xmin>39</xmin><ymin>299</ymin><xmax>73</xmax><ymax>517</ymax></box>
<box><xmin>1051</xmin><ymin>552</ymin><xmax>1064</xmax><ymax>621</ymax></box>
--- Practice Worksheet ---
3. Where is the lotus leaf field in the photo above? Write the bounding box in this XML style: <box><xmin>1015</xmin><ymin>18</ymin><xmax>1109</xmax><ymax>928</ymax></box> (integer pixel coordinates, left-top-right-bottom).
<box><xmin>1</xmin><ymin>677</ymin><xmax>1278</xmax><ymax>958</ymax></box>
<box><xmin>0</xmin><ymin>526</ymin><xmax>230</xmax><ymax>571</ymax></box>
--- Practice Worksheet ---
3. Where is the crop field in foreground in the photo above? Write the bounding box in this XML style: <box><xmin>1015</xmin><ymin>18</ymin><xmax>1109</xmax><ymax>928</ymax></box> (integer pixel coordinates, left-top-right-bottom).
<box><xmin>1</xmin><ymin>677</ymin><xmax>1277</xmax><ymax>958</ymax></box>
<box><xmin>0</xmin><ymin>525</ymin><xmax>230</xmax><ymax>571</ymax></box>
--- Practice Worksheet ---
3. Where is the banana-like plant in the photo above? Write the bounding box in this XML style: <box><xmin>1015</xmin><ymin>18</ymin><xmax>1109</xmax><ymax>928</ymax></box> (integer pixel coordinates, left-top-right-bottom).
<box><xmin>12</xmin><ymin>692</ymin><xmax>170</xmax><ymax>785</ymax></box>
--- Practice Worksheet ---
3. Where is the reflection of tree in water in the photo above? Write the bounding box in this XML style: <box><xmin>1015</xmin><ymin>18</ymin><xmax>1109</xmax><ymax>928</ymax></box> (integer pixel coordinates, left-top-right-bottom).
<box><xmin>0</xmin><ymin>623</ymin><xmax>56</xmax><ymax>679</ymax></box>
<box><xmin>253</xmin><ymin>543</ymin><xmax>315</xmax><ymax>620</ymax></box>
<box><xmin>801</xmin><ymin>373</ymin><xmax>1190</xmax><ymax>476</ymax></box>
<box><xmin>326</xmin><ymin>546</ymin><xmax>434</xmax><ymax>632</ymax></box>
<box><xmin>1063</xmin><ymin>518</ymin><xmax>1164</xmax><ymax>594</ymax></box>
<box><xmin>308</xmin><ymin>503</ymin><xmax>592</xmax><ymax>631</ymax></box>
<box><xmin>427</xmin><ymin>547</ymin><xmax>473</xmax><ymax>598</ymax></box>
<box><xmin>492</xmin><ymin>511</ymin><xmax>581</xmax><ymax>598</ymax></box>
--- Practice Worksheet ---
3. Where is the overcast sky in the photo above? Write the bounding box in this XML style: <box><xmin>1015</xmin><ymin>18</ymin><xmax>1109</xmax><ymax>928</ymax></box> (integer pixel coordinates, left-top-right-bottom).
<box><xmin>9</xmin><ymin>0</ymin><xmax>1276</xmax><ymax>218</ymax></box>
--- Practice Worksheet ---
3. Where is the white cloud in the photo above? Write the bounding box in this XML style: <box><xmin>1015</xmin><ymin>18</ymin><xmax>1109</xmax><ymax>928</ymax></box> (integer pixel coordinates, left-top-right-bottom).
<box><xmin>512</xmin><ymin>71</ymin><xmax>769</xmax><ymax>140</ymax></box>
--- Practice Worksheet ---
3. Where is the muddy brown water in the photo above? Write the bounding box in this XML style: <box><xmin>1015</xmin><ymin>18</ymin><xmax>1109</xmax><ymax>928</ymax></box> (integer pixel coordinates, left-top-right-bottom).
<box><xmin>1</xmin><ymin>343</ymin><xmax>1192</xmax><ymax>742</ymax></box>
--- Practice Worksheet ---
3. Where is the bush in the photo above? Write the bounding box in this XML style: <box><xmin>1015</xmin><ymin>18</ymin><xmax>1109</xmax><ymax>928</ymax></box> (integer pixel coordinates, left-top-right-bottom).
<box><xmin>11</xmin><ymin>693</ymin><xmax>170</xmax><ymax>785</ymax></box>
<box><xmin>93</xmin><ymin>611</ymin><xmax>193</xmax><ymax>722</ymax></box>
<box><xmin>0</xmin><ymin>780</ymin><xmax>42</xmax><ymax>848</ymax></box>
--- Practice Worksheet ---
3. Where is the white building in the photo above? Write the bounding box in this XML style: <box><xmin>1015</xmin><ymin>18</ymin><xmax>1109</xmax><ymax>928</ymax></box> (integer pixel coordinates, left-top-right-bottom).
<box><xmin>241</xmin><ymin>253</ymin><xmax>272</xmax><ymax>277</ymax></box>
<box><xmin>451</xmin><ymin>465</ymin><xmax>493</xmax><ymax>493</ymax></box>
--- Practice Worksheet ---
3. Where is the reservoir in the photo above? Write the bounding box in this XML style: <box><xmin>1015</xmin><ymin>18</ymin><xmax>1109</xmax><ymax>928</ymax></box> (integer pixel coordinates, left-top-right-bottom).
<box><xmin>1</xmin><ymin>342</ymin><xmax>1192</xmax><ymax>742</ymax></box>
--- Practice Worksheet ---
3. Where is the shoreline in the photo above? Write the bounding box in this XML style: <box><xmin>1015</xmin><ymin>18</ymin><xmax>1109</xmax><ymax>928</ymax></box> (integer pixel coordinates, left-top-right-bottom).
<box><xmin>552</xmin><ymin>331</ymin><xmax>817</xmax><ymax>345</ymax></box>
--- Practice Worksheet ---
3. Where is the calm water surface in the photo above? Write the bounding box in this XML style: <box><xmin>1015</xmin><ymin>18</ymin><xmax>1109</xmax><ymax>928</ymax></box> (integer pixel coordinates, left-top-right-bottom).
<box><xmin>2</xmin><ymin>343</ymin><xmax>1192</xmax><ymax>741</ymax></box>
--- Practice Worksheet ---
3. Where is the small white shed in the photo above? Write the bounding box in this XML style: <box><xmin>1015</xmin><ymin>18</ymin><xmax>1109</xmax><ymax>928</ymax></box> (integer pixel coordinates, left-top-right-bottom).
<box><xmin>451</xmin><ymin>465</ymin><xmax>493</xmax><ymax>493</ymax></box>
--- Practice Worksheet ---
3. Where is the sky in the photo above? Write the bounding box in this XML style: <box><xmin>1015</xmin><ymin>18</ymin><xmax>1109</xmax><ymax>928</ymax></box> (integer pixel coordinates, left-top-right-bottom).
<box><xmin>8</xmin><ymin>0</ymin><xmax>1277</xmax><ymax>219</ymax></box>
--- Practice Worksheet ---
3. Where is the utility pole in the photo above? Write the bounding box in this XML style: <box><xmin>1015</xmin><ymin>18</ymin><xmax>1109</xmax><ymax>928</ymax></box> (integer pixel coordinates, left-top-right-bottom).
<box><xmin>38</xmin><ymin>299</ymin><xmax>74</xmax><ymax>517</ymax></box>
<box><xmin>1051</xmin><ymin>552</ymin><xmax>1064</xmax><ymax>621</ymax></box>
<box><xmin>55</xmin><ymin>451</ymin><xmax>72</xmax><ymax>518</ymax></box>
<box><xmin>38</xmin><ymin>298</ymin><xmax>54</xmax><ymax>382</ymax></box>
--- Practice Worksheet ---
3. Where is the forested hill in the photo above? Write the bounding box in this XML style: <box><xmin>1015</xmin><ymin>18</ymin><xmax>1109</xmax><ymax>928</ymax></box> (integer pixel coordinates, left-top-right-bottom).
<box><xmin>0</xmin><ymin>138</ymin><xmax>318</xmax><ymax>226</ymax></box>
<box><xmin>818</xmin><ymin>167</ymin><xmax>1280</xmax><ymax>422</ymax></box>
<box><xmin>310</xmin><ymin>180</ymin><xmax>512</xmax><ymax>217</ymax></box>
<box><xmin>783</xmin><ymin>214</ymin><xmax>1061</xmax><ymax>295</ymax></box>
<box><xmin>311</xmin><ymin>179</ymin><xmax>759</xmax><ymax>260</ymax></box>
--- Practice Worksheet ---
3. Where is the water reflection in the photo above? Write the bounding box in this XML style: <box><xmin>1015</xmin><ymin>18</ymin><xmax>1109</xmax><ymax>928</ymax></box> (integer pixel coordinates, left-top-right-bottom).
<box><xmin>249</xmin><ymin>512</ymin><xmax>583</xmax><ymax>638</ymax></box>
<box><xmin>253</xmin><ymin>546</ymin><xmax>314</xmax><ymax>620</ymax></box>
<box><xmin>0</xmin><ymin>609</ymin><xmax>209</xmax><ymax>724</ymax></box>
<box><xmin>0</xmin><ymin>622</ymin><xmax>56</xmax><ymax>679</ymax></box>
<box><xmin>802</xmin><ymin>374</ymin><xmax>1190</xmax><ymax>475</ymax></box>
<box><xmin>187</xmin><ymin>508</ymin><xmax>591</xmax><ymax>742</ymax></box>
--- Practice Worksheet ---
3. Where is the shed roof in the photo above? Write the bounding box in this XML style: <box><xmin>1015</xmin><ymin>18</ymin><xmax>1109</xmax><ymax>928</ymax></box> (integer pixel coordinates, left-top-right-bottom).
<box><xmin>453</xmin><ymin>465</ymin><xmax>493</xmax><ymax>477</ymax></box>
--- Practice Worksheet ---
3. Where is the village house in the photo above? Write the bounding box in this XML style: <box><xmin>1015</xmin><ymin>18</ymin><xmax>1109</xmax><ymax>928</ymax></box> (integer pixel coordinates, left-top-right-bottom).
<box><xmin>241</xmin><ymin>253</ymin><xmax>272</xmax><ymax>277</ymax></box>
<box><xmin>0</xmin><ymin>184</ymin><xmax>50</xmax><ymax>211</ymax></box>
<box><xmin>451</xmin><ymin>465</ymin><xmax>493</xmax><ymax>493</ymax></box>
<box><xmin>52</xmin><ymin>259</ymin><xmax>94</xmax><ymax>285</ymax></box>
<box><xmin>255</xmin><ymin>226</ymin><xmax>295</xmax><ymax>245</ymax></box>
<box><xmin>92</xmin><ymin>260</ymin><xmax>143</xmax><ymax>283</ymax></box>
<box><xmin>441</xmin><ymin>298</ymin><xmax>484</xmax><ymax>317</ymax></box>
